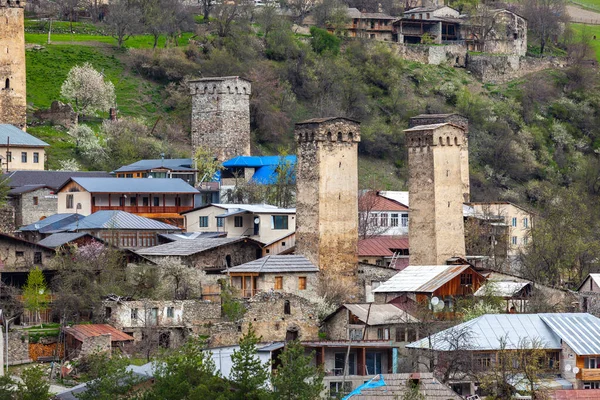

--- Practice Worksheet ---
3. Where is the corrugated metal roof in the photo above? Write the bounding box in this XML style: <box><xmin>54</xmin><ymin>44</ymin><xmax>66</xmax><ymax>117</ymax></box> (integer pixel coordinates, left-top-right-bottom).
<box><xmin>226</xmin><ymin>255</ymin><xmax>318</xmax><ymax>273</ymax></box>
<box><xmin>112</xmin><ymin>158</ymin><xmax>194</xmax><ymax>173</ymax></box>
<box><xmin>258</xmin><ymin>342</ymin><xmax>285</xmax><ymax>352</ymax></box>
<box><xmin>19</xmin><ymin>213</ymin><xmax>84</xmax><ymax>233</ymax></box>
<box><xmin>379</xmin><ymin>191</ymin><xmax>409</xmax><ymax>207</ymax></box>
<box><xmin>358</xmin><ymin>237</ymin><xmax>409</xmax><ymax>257</ymax></box>
<box><xmin>60</xmin><ymin>211</ymin><xmax>180</xmax><ymax>231</ymax></box>
<box><xmin>183</xmin><ymin>203</ymin><xmax>295</xmax><ymax>215</ymax></box>
<box><xmin>474</xmin><ymin>281</ymin><xmax>531</xmax><ymax>297</ymax></box>
<box><xmin>0</xmin><ymin>124</ymin><xmax>50</xmax><ymax>147</ymax></box>
<box><xmin>343</xmin><ymin>304</ymin><xmax>419</xmax><ymax>325</ymax></box>
<box><xmin>351</xmin><ymin>373</ymin><xmax>462</xmax><ymax>400</ymax></box>
<box><xmin>65</xmin><ymin>177</ymin><xmax>199</xmax><ymax>194</ymax></box>
<box><xmin>372</xmin><ymin>265</ymin><xmax>471</xmax><ymax>293</ymax></box>
<box><xmin>136</xmin><ymin>237</ymin><xmax>250</xmax><ymax>256</ymax></box>
<box><xmin>37</xmin><ymin>232</ymin><xmax>93</xmax><ymax>248</ymax></box>
<box><xmin>360</xmin><ymin>191</ymin><xmax>409</xmax><ymax>211</ymax></box>
<box><xmin>406</xmin><ymin>314</ymin><xmax>563</xmax><ymax>351</ymax></box>
<box><xmin>539</xmin><ymin>313</ymin><xmax>600</xmax><ymax>356</ymax></box>
<box><xmin>158</xmin><ymin>232</ymin><xmax>226</xmax><ymax>241</ymax></box>
<box><xmin>64</xmin><ymin>324</ymin><xmax>134</xmax><ymax>343</ymax></box>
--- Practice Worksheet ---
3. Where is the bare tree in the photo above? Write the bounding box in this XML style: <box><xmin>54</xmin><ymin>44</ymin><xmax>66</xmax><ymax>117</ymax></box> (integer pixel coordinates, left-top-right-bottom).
<box><xmin>358</xmin><ymin>190</ymin><xmax>392</xmax><ymax>239</ymax></box>
<box><xmin>522</xmin><ymin>0</ymin><xmax>568</xmax><ymax>55</ymax></box>
<box><xmin>104</xmin><ymin>0</ymin><xmax>143</xmax><ymax>48</ymax></box>
<box><xmin>200</xmin><ymin>0</ymin><xmax>214</xmax><ymax>21</ymax></box>
<box><xmin>211</xmin><ymin>0</ymin><xmax>253</xmax><ymax>38</ymax></box>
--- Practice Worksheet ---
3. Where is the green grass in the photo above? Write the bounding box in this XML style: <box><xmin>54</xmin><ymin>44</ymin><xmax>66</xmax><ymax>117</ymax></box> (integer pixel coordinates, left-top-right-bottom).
<box><xmin>25</xmin><ymin>19</ymin><xmax>106</xmax><ymax>35</ymax></box>
<box><xmin>571</xmin><ymin>23</ymin><xmax>600</xmax><ymax>61</ymax></box>
<box><xmin>358</xmin><ymin>156</ymin><xmax>406</xmax><ymax>190</ymax></box>
<box><xmin>26</xmin><ymin>32</ymin><xmax>195</xmax><ymax>49</ymax></box>
<box><xmin>570</xmin><ymin>0</ymin><xmax>600</xmax><ymax>12</ymax></box>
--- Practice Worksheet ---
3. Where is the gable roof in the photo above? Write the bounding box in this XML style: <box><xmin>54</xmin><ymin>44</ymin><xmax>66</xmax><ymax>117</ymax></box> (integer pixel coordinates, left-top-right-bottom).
<box><xmin>361</xmin><ymin>191</ymin><xmax>409</xmax><ymax>211</ymax></box>
<box><xmin>135</xmin><ymin>237</ymin><xmax>258</xmax><ymax>257</ymax></box>
<box><xmin>112</xmin><ymin>158</ymin><xmax>195</xmax><ymax>173</ymax></box>
<box><xmin>60</xmin><ymin>211</ymin><xmax>180</xmax><ymax>231</ymax></box>
<box><xmin>0</xmin><ymin>233</ymin><xmax>54</xmax><ymax>252</ymax></box>
<box><xmin>539</xmin><ymin>314</ymin><xmax>600</xmax><ymax>356</ymax></box>
<box><xmin>378</xmin><ymin>191</ymin><xmax>409</xmax><ymax>207</ymax></box>
<box><xmin>158</xmin><ymin>232</ymin><xmax>227</xmax><ymax>241</ymax></box>
<box><xmin>358</xmin><ymin>237</ymin><xmax>409</xmax><ymax>257</ymax></box>
<box><xmin>58</xmin><ymin>177</ymin><xmax>199</xmax><ymax>194</ymax></box>
<box><xmin>474</xmin><ymin>281</ymin><xmax>532</xmax><ymax>298</ymax></box>
<box><xmin>404</xmin><ymin>122</ymin><xmax>464</xmax><ymax>132</ymax></box>
<box><xmin>326</xmin><ymin>303</ymin><xmax>418</xmax><ymax>325</ymax></box>
<box><xmin>226</xmin><ymin>255</ymin><xmax>319</xmax><ymax>274</ymax></box>
<box><xmin>350</xmin><ymin>373</ymin><xmax>462</xmax><ymax>400</ymax></box>
<box><xmin>0</xmin><ymin>124</ymin><xmax>50</xmax><ymax>147</ymax></box>
<box><xmin>37</xmin><ymin>232</ymin><xmax>102</xmax><ymax>249</ymax></box>
<box><xmin>19</xmin><ymin>213</ymin><xmax>84</xmax><ymax>233</ymax></box>
<box><xmin>372</xmin><ymin>265</ymin><xmax>475</xmax><ymax>293</ymax></box>
<box><xmin>4</xmin><ymin>170</ymin><xmax>112</xmax><ymax>190</ymax></box>
<box><xmin>295</xmin><ymin>117</ymin><xmax>361</xmax><ymax>125</ymax></box>
<box><xmin>63</xmin><ymin>324</ymin><xmax>134</xmax><ymax>343</ymax></box>
<box><xmin>8</xmin><ymin>184</ymin><xmax>52</xmax><ymax>195</ymax></box>
<box><xmin>577</xmin><ymin>273</ymin><xmax>600</xmax><ymax>292</ymax></box>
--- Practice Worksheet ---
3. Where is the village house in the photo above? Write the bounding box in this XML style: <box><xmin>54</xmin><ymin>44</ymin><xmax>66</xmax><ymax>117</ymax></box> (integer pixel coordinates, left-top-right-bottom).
<box><xmin>348</xmin><ymin>373</ymin><xmax>463</xmax><ymax>399</ymax></box>
<box><xmin>0</xmin><ymin>124</ymin><xmax>49</xmax><ymax>171</ymax></box>
<box><xmin>359</xmin><ymin>191</ymin><xmax>409</xmax><ymax>237</ymax></box>
<box><xmin>395</xmin><ymin>6</ymin><xmax>464</xmax><ymax>44</ymax></box>
<box><xmin>473</xmin><ymin>278</ymin><xmax>533</xmax><ymax>313</ymax></box>
<box><xmin>56</xmin><ymin>177</ymin><xmax>199</xmax><ymax>227</ymax></box>
<box><xmin>225</xmin><ymin>255</ymin><xmax>319</xmax><ymax>301</ymax></box>
<box><xmin>577</xmin><ymin>274</ymin><xmax>600</xmax><ymax>315</ymax></box>
<box><xmin>0</xmin><ymin>232</ymin><xmax>54</xmax><ymax>284</ymax></box>
<box><xmin>358</xmin><ymin>236</ymin><xmax>409</xmax><ymax>269</ymax></box>
<box><xmin>406</xmin><ymin>313</ymin><xmax>600</xmax><ymax>395</ymax></box>
<box><xmin>206</xmin><ymin>342</ymin><xmax>283</xmax><ymax>381</ymax></box>
<box><xmin>3</xmin><ymin>170</ymin><xmax>111</xmax><ymax>228</ymax></box>
<box><xmin>18</xmin><ymin>213</ymin><xmax>85</xmax><ymax>242</ymax></box>
<box><xmin>340</xmin><ymin>8</ymin><xmax>396</xmax><ymax>41</ymax></box>
<box><xmin>112</xmin><ymin>158</ymin><xmax>198</xmax><ymax>185</ymax></box>
<box><xmin>63</xmin><ymin>324</ymin><xmax>134</xmax><ymax>360</ymax></box>
<box><xmin>182</xmin><ymin>203</ymin><xmax>296</xmax><ymax>249</ymax></box>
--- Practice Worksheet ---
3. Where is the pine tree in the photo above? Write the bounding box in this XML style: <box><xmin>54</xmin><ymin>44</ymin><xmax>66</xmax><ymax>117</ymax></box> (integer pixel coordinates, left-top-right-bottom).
<box><xmin>272</xmin><ymin>340</ymin><xmax>324</xmax><ymax>400</ymax></box>
<box><xmin>22</xmin><ymin>267</ymin><xmax>48</xmax><ymax>327</ymax></box>
<box><xmin>229</xmin><ymin>324</ymin><xmax>271</xmax><ymax>400</ymax></box>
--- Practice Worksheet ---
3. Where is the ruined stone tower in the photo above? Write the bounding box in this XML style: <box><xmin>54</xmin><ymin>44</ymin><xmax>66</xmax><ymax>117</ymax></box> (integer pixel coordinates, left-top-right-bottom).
<box><xmin>295</xmin><ymin>117</ymin><xmax>360</xmax><ymax>284</ymax></box>
<box><xmin>0</xmin><ymin>0</ymin><xmax>27</xmax><ymax>130</ymax></box>
<box><xmin>189</xmin><ymin>76</ymin><xmax>251</xmax><ymax>162</ymax></box>
<box><xmin>405</xmin><ymin>118</ymin><xmax>469</xmax><ymax>265</ymax></box>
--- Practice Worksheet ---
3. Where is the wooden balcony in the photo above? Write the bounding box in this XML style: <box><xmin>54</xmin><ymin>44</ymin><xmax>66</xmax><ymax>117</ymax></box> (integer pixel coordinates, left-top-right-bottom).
<box><xmin>91</xmin><ymin>205</ymin><xmax>193</xmax><ymax>214</ymax></box>
<box><xmin>581</xmin><ymin>368</ymin><xmax>600</xmax><ymax>381</ymax></box>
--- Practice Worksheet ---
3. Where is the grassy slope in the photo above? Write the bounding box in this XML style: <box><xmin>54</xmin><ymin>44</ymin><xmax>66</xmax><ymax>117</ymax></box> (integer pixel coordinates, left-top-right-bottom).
<box><xmin>571</xmin><ymin>23</ymin><xmax>600</xmax><ymax>61</ymax></box>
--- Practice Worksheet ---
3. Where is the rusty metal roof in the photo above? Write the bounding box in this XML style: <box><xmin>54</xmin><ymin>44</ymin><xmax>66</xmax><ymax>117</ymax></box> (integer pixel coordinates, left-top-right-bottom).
<box><xmin>372</xmin><ymin>265</ymin><xmax>471</xmax><ymax>293</ymax></box>
<box><xmin>64</xmin><ymin>324</ymin><xmax>134</xmax><ymax>343</ymax></box>
<box><xmin>358</xmin><ymin>237</ymin><xmax>409</xmax><ymax>257</ymax></box>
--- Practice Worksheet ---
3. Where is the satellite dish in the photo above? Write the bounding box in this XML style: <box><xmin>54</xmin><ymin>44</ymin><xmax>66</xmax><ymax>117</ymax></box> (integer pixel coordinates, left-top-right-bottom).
<box><xmin>431</xmin><ymin>297</ymin><xmax>440</xmax><ymax>306</ymax></box>
<box><xmin>565</xmin><ymin>365</ymin><xmax>572</xmax><ymax>372</ymax></box>
<box><xmin>573</xmin><ymin>367</ymin><xmax>580</xmax><ymax>374</ymax></box>
<box><xmin>434</xmin><ymin>302</ymin><xmax>445</xmax><ymax>312</ymax></box>
<box><xmin>254</xmin><ymin>217</ymin><xmax>260</xmax><ymax>224</ymax></box>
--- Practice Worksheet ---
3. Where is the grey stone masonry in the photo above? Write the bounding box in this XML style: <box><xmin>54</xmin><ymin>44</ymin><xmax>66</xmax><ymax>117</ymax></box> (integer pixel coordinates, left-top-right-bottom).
<box><xmin>190</xmin><ymin>77</ymin><xmax>251</xmax><ymax>161</ymax></box>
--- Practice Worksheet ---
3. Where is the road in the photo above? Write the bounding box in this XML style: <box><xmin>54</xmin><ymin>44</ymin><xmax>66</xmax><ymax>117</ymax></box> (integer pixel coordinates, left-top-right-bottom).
<box><xmin>567</xmin><ymin>4</ymin><xmax>600</xmax><ymax>24</ymax></box>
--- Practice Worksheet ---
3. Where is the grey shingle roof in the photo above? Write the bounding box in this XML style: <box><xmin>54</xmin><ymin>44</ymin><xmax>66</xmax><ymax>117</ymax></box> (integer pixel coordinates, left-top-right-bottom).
<box><xmin>136</xmin><ymin>237</ymin><xmax>250</xmax><ymax>257</ymax></box>
<box><xmin>0</xmin><ymin>124</ymin><xmax>49</xmax><ymax>147</ymax></box>
<box><xmin>4</xmin><ymin>171</ymin><xmax>112</xmax><ymax>190</ymax></box>
<box><xmin>65</xmin><ymin>177</ymin><xmax>199</xmax><ymax>194</ymax></box>
<box><xmin>352</xmin><ymin>373</ymin><xmax>462</xmax><ymax>400</ymax></box>
<box><xmin>60</xmin><ymin>211</ymin><xmax>180</xmax><ymax>231</ymax></box>
<box><xmin>226</xmin><ymin>255</ymin><xmax>318</xmax><ymax>274</ymax></box>
<box><xmin>37</xmin><ymin>232</ymin><xmax>94</xmax><ymax>248</ymax></box>
<box><xmin>112</xmin><ymin>158</ymin><xmax>194</xmax><ymax>173</ymax></box>
<box><xmin>8</xmin><ymin>184</ymin><xmax>49</xmax><ymax>195</ymax></box>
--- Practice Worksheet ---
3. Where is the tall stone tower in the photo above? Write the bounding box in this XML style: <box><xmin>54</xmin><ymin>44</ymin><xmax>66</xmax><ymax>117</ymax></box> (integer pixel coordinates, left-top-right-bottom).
<box><xmin>0</xmin><ymin>0</ymin><xmax>27</xmax><ymax>130</ymax></box>
<box><xmin>295</xmin><ymin>117</ymin><xmax>360</xmax><ymax>284</ymax></box>
<box><xmin>189</xmin><ymin>76</ymin><xmax>251</xmax><ymax>162</ymax></box>
<box><xmin>405</xmin><ymin>120</ymin><xmax>469</xmax><ymax>265</ymax></box>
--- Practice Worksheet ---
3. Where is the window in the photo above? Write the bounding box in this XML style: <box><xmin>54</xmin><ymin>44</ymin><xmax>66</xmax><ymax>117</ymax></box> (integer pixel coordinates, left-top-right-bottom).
<box><xmin>523</xmin><ymin>217</ymin><xmax>529</xmax><ymax>228</ymax></box>
<box><xmin>334</xmin><ymin>353</ymin><xmax>356</xmax><ymax>376</ymax></box>
<box><xmin>369</xmin><ymin>213</ymin><xmax>378</xmax><ymax>226</ymax></box>
<box><xmin>274</xmin><ymin>276</ymin><xmax>283</xmax><ymax>290</ymax></box>
<box><xmin>33</xmin><ymin>197</ymin><xmax>38</xmax><ymax>206</ymax></box>
<box><xmin>475</xmin><ymin>353</ymin><xmax>494</xmax><ymax>370</ymax></box>
<box><xmin>585</xmin><ymin>357</ymin><xmax>600</xmax><ymax>369</ymax></box>
<box><xmin>21</xmin><ymin>152</ymin><xmax>27</xmax><ymax>163</ymax></box>
<box><xmin>349</xmin><ymin>328</ymin><xmax>363</xmax><ymax>340</ymax></box>
<box><xmin>284</xmin><ymin>300</ymin><xmax>290</xmax><ymax>315</ymax></box>
<box><xmin>366</xmin><ymin>352</ymin><xmax>382</xmax><ymax>375</ymax></box>
<box><xmin>401</xmin><ymin>213</ymin><xmax>409</xmax><ymax>227</ymax></box>
<box><xmin>272</xmin><ymin>215</ymin><xmax>289</xmax><ymax>230</ymax></box>
<box><xmin>167</xmin><ymin>307</ymin><xmax>174</xmax><ymax>318</ymax></box>
<box><xmin>130</xmin><ymin>197</ymin><xmax>136</xmax><ymax>206</ymax></box>
<box><xmin>131</xmin><ymin>308</ymin><xmax>138</xmax><ymax>320</ymax></box>
<box><xmin>153</xmin><ymin>197</ymin><xmax>160</xmax><ymax>206</ymax></box>
<box><xmin>33</xmin><ymin>152</ymin><xmax>39</xmax><ymax>163</ymax></box>
<box><xmin>379</xmin><ymin>213</ymin><xmax>388</xmax><ymax>227</ymax></box>
<box><xmin>523</xmin><ymin>237</ymin><xmax>529</xmax><ymax>246</ymax></box>
<box><xmin>584</xmin><ymin>382</ymin><xmax>600</xmax><ymax>389</ymax></box>
<box><xmin>234</xmin><ymin>216</ymin><xmax>243</xmax><ymax>227</ymax></box>
<box><xmin>15</xmin><ymin>251</ymin><xmax>24</xmax><ymax>257</ymax></box>
<box><xmin>391</xmin><ymin>213</ymin><xmax>399</xmax><ymax>227</ymax></box>
<box><xmin>199</xmin><ymin>216</ymin><xmax>209</xmax><ymax>227</ymax></box>
<box><xmin>34</xmin><ymin>252</ymin><xmax>42</xmax><ymax>264</ymax></box>
<box><xmin>384</xmin><ymin>328</ymin><xmax>390</xmax><ymax>340</ymax></box>
<box><xmin>4</xmin><ymin>78</ymin><xmax>9</xmax><ymax>89</ymax></box>
<box><xmin>377</xmin><ymin>328</ymin><xmax>383</xmax><ymax>339</ymax></box>
<box><xmin>298</xmin><ymin>277</ymin><xmax>307</xmax><ymax>290</ymax></box>
<box><xmin>511</xmin><ymin>217</ymin><xmax>517</xmax><ymax>227</ymax></box>
<box><xmin>216</xmin><ymin>217</ymin><xmax>224</xmax><ymax>228</ymax></box>
<box><xmin>126</xmin><ymin>173</ymin><xmax>133</xmax><ymax>178</ymax></box>
<box><xmin>460</xmin><ymin>273</ymin><xmax>473</xmax><ymax>286</ymax></box>
<box><xmin>6</xmin><ymin>151</ymin><xmax>11</xmax><ymax>162</ymax></box>
<box><xmin>511</xmin><ymin>236</ymin><xmax>518</xmax><ymax>245</ymax></box>
<box><xmin>66</xmin><ymin>194</ymin><xmax>74</xmax><ymax>209</ymax></box>
<box><xmin>105</xmin><ymin>307</ymin><xmax>112</xmax><ymax>319</ymax></box>
<box><xmin>426</xmin><ymin>12</ymin><xmax>430</xmax><ymax>18</ymax></box>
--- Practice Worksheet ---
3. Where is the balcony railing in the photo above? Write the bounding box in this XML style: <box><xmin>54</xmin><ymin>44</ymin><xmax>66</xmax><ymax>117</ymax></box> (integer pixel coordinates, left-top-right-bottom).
<box><xmin>582</xmin><ymin>369</ymin><xmax>600</xmax><ymax>381</ymax></box>
<box><xmin>91</xmin><ymin>205</ymin><xmax>193</xmax><ymax>214</ymax></box>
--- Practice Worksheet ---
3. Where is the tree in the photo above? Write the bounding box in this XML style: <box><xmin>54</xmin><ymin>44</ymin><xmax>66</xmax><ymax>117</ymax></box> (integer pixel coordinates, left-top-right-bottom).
<box><xmin>358</xmin><ymin>190</ymin><xmax>392</xmax><ymax>239</ymax></box>
<box><xmin>0</xmin><ymin>175</ymin><xmax>9</xmax><ymax>207</ymax></box>
<box><xmin>194</xmin><ymin>146</ymin><xmax>223</xmax><ymax>187</ymax></box>
<box><xmin>211</xmin><ymin>0</ymin><xmax>253</xmax><ymax>39</ymax></box>
<box><xmin>104</xmin><ymin>0</ymin><xmax>143</xmax><ymax>48</ymax></box>
<box><xmin>313</xmin><ymin>0</ymin><xmax>348</xmax><ymax>32</ymax></box>
<box><xmin>68</xmin><ymin>124</ymin><xmax>107</xmax><ymax>168</ymax></box>
<box><xmin>60</xmin><ymin>62</ymin><xmax>116</xmax><ymax>117</ymax></box>
<box><xmin>220</xmin><ymin>280</ymin><xmax>246</xmax><ymax>322</ymax></box>
<box><xmin>229</xmin><ymin>324</ymin><xmax>271</xmax><ymax>399</ymax></box>
<box><xmin>272</xmin><ymin>340</ymin><xmax>324</xmax><ymax>399</ymax></box>
<box><xmin>522</xmin><ymin>0</ymin><xmax>568</xmax><ymax>54</ymax></box>
<box><xmin>200</xmin><ymin>0</ymin><xmax>214</xmax><ymax>21</ymax></box>
<box><xmin>23</xmin><ymin>267</ymin><xmax>48</xmax><ymax>327</ymax></box>
<box><xmin>17</xmin><ymin>365</ymin><xmax>51</xmax><ymax>400</ymax></box>
<box><xmin>75</xmin><ymin>352</ymin><xmax>141</xmax><ymax>400</ymax></box>
<box><xmin>309</xmin><ymin>26</ymin><xmax>341</xmax><ymax>55</ymax></box>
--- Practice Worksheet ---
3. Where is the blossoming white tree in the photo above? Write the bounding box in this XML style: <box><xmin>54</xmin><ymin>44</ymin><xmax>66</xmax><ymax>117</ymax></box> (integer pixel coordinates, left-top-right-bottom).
<box><xmin>60</xmin><ymin>62</ymin><xmax>116</xmax><ymax>117</ymax></box>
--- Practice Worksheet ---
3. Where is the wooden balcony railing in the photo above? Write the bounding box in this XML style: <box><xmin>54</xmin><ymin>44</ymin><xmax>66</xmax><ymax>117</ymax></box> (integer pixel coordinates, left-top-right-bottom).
<box><xmin>582</xmin><ymin>369</ymin><xmax>600</xmax><ymax>381</ymax></box>
<box><xmin>91</xmin><ymin>205</ymin><xmax>193</xmax><ymax>214</ymax></box>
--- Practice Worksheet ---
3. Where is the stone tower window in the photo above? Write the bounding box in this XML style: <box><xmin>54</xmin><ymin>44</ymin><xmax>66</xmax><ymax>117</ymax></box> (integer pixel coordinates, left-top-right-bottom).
<box><xmin>337</xmin><ymin>132</ymin><xmax>343</xmax><ymax>142</ymax></box>
<box><xmin>327</xmin><ymin>132</ymin><xmax>332</xmax><ymax>141</ymax></box>
<box><xmin>284</xmin><ymin>300</ymin><xmax>291</xmax><ymax>315</ymax></box>
<box><xmin>348</xmin><ymin>132</ymin><xmax>353</xmax><ymax>141</ymax></box>
<box><xmin>4</xmin><ymin>78</ymin><xmax>9</xmax><ymax>90</ymax></box>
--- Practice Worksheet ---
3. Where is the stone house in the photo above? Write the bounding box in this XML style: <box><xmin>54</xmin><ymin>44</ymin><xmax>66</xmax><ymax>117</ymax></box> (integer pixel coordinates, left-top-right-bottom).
<box><xmin>341</xmin><ymin>8</ymin><xmax>396</xmax><ymax>41</ymax></box>
<box><xmin>56</xmin><ymin>177</ymin><xmax>199</xmax><ymax>228</ymax></box>
<box><xmin>104</xmin><ymin>299</ymin><xmax>222</xmax><ymax>348</ymax></box>
<box><xmin>4</xmin><ymin>170</ymin><xmax>111</xmax><ymax>228</ymax></box>
<box><xmin>0</xmin><ymin>125</ymin><xmax>49</xmax><ymax>171</ymax></box>
<box><xmin>225</xmin><ymin>255</ymin><xmax>319</xmax><ymax>301</ymax></box>
<box><xmin>182</xmin><ymin>203</ymin><xmax>296</xmax><ymax>247</ymax></box>
<box><xmin>463</xmin><ymin>9</ymin><xmax>527</xmax><ymax>57</ymax></box>
<box><xmin>577</xmin><ymin>274</ymin><xmax>600</xmax><ymax>315</ymax></box>
<box><xmin>358</xmin><ymin>262</ymin><xmax>401</xmax><ymax>303</ymax></box>
<box><xmin>63</xmin><ymin>324</ymin><xmax>134</xmax><ymax>360</ymax></box>
<box><xmin>0</xmin><ymin>232</ymin><xmax>54</xmax><ymax>275</ymax></box>
<box><xmin>395</xmin><ymin>6</ymin><xmax>463</xmax><ymax>44</ymax></box>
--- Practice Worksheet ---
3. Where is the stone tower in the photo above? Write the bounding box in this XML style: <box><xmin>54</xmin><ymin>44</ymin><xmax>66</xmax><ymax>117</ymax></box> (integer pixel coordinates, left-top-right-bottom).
<box><xmin>295</xmin><ymin>117</ymin><xmax>360</xmax><ymax>284</ymax></box>
<box><xmin>405</xmin><ymin>120</ymin><xmax>469</xmax><ymax>265</ymax></box>
<box><xmin>0</xmin><ymin>0</ymin><xmax>27</xmax><ymax>130</ymax></box>
<box><xmin>189</xmin><ymin>76</ymin><xmax>251</xmax><ymax>162</ymax></box>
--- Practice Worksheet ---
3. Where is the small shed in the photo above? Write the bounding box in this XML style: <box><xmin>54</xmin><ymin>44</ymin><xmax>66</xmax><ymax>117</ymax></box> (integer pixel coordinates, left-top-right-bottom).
<box><xmin>63</xmin><ymin>324</ymin><xmax>134</xmax><ymax>359</ymax></box>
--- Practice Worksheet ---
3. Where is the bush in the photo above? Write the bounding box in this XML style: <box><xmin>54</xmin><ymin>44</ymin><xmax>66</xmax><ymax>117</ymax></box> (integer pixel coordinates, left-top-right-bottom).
<box><xmin>309</xmin><ymin>26</ymin><xmax>341</xmax><ymax>55</ymax></box>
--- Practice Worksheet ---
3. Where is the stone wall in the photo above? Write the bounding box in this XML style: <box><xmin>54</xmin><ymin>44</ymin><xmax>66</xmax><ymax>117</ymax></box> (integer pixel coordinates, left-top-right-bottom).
<box><xmin>32</xmin><ymin>101</ymin><xmax>77</xmax><ymax>128</ymax></box>
<box><xmin>190</xmin><ymin>77</ymin><xmax>251</xmax><ymax>161</ymax></box>
<box><xmin>80</xmin><ymin>334</ymin><xmax>111</xmax><ymax>357</ymax></box>
<box><xmin>560</xmin><ymin>341</ymin><xmax>578</xmax><ymax>387</ymax></box>
<box><xmin>6</xmin><ymin>330</ymin><xmax>30</xmax><ymax>365</ymax></box>
<box><xmin>14</xmin><ymin>187</ymin><xmax>59</xmax><ymax>227</ymax></box>
<box><xmin>0</xmin><ymin>0</ymin><xmax>27</xmax><ymax>129</ymax></box>
<box><xmin>0</xmin><ymin>235</ymin><xmax>54</xmax><ymax>271</ymax></box>
<box><xmin>358</xmin><ymin>263</ymin><xmax>399</xmax><ymax>302</ymax></box>
<box><xmin>466</xmin><ymin>54</ymin><xmax>567</xmax><ymax>84</ymax></box>
<box><xmin>295</xmin><ymin>118</ymin><xmax>360</xmax><ymax>290</ymax></box>
<box><xmin>399</xmin><ymin>44</ymin><xmax>467</xmax><ymax>67</ymax></box>
<box><xmin>0</xmin><ymin>205</ymin><xmax>15</xmax><ymax>233</ymax></box>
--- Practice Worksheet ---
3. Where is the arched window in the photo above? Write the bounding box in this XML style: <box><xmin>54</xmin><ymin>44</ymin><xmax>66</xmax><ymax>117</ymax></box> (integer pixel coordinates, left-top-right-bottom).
<box><xmin>4</xmin><ymin>78</ymin><xmax>9</xmax><ymax>90</ymax></box>
<box><xmin>348</xmin><ymin>132</ymin><xmax>353</xmax><ymax>141</ymax></box>
<box><xmin>284</xmin><ymin>300</ymin><xmax>291</xmax><ymax>315</ymax></box>
<box><xmin>337</xmin><ymin>132</ymin><xmax>343</xmax><ymax>142</ymax></box>
<box><xmin>327</xmin><ymin>132</ymin><xmax>332</xmax><ymax>141</ymax></box>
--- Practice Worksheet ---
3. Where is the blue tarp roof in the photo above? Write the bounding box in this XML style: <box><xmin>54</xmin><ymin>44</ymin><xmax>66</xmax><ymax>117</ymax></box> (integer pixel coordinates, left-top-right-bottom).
<box><xmin>0</xmin><ymin>124</ymin><xmax>50</xmax><ymax>147</ymax></box>
<box><xmin>343</xmin><ymin>375</ymin><xmax>386</xmax><ymax>399</ymax></box>
<box><xmin>222</xmin><ymin>155</ymin><xmax>296</xmax><ymax>168</ymax></box>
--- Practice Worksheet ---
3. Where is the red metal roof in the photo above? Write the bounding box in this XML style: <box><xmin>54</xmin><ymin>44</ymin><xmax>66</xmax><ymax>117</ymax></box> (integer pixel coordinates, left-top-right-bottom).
<box><xmin>358</xmin><ymin>237</ymin><xmax>409</xmax><ymax>257</ymax></box>
<box><xmin>64</xmin><ymin>324</ymin><xmax>134</xmax><ymax>343</ymax></box>
<box><xmin>551</xmin><ymin>390</ymin><xmax>600</xmax><ymax>399</ymax></box>
<box><xmin>361</xmin><ymin>192</ymin><xmax>409</xmax><ymax>211</ymax></box>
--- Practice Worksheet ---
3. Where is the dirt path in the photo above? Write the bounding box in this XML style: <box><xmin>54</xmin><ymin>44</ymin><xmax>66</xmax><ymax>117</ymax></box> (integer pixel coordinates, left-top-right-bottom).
<box><xmin>567</xmin><ymin>4</ymin><xmax>600</xmax><ymax>24</ymax></box>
